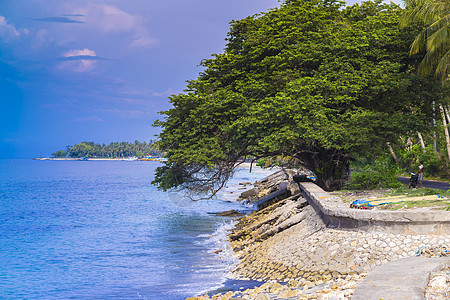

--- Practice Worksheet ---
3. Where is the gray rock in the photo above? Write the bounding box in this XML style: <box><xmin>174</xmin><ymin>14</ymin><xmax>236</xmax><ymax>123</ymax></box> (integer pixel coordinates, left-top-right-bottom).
<box><xmin>212</xmin><ymin>210</ymin><xmax>244</xmax><ymax>217</ymax></box>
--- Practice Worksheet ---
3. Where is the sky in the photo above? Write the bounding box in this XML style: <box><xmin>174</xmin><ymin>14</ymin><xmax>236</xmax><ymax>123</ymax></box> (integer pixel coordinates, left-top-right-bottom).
<box><xmin>0</xmin><ymin>0</ymin><xmax>376</xmax><ymax>158</ymax></box>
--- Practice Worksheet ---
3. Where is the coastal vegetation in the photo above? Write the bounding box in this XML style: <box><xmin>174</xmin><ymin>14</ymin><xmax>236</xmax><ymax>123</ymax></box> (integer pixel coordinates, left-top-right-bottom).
<box><xmin>51</xmin><ymin>141</ymin><xmax>163</xmax><ymax>158</ymax></box>
<box><xmin>153</xmin><ymin>0</ymin><xmax>449</xmax><ymax>194</ymax></box>
<box><xmin>400</xmin><ymin>0</ymin><xmax>450</xmax><ymax>83</ymax></box>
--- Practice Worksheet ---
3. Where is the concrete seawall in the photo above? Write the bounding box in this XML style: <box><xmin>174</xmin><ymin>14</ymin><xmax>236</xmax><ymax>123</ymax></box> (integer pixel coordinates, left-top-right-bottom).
<box><xmin>191</xmin><ymin>171</ymin><xmax>449</xmax><ymax>299</ymax></box>
<box><xmin>300</xmin><ymin>182</ymin><xmax>450</xmax><ymax>235</ymax></box>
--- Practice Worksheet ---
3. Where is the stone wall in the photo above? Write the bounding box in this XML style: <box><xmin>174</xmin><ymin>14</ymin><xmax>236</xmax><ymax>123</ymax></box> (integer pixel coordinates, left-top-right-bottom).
<box><xmin>300</xmin><ymin>182</ymin><xmax>450</xmax><ymax>235</ymax></box>
<box><xmin>229</xmin><ymin>171</ymin><xmax>449</xmax><ymax>283</ymax></box>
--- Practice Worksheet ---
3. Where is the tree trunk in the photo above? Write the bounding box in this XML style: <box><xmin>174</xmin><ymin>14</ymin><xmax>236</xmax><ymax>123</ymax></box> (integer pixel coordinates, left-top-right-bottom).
<box><xmin>406</xmin><ymin>137</ymin><xmax>413</xmax><ymax>151</ymax></box>
<box><xmin>417</xmin><ymin>131</ymin><xmax>426</xmax><ymax>153</ymax></box>
<box><xmin>433</xmin><ymin>101</ymin><xmax>437</xmax><ymax>153</ymax></box>
<box><xmin>445</xmin><ymin>105</ymin><xmax>450</xmax><ymax>123</ymax></box>
<box><xmin>439</xmin><ymin>104</ymin><xmax>450</xmax><ymax>161</ymax></box>
<box><xmin>387</xmin><ymin>142</ymin><xmax>399</xmax><ymax>165</ymax></box>
<box><xmin>296</xmin><ymin>147</ymin><xmax>349</xmax><ymax>191</ymax></box>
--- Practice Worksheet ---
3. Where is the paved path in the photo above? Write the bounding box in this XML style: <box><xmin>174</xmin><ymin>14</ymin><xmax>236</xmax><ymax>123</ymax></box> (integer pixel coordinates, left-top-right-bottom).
<box><xmin>352</xmin><ymin>257</ymin><xmax>450</xmax><ymax>300</ymax></box>
<box><xmin>398</xmin><ymin>176</ymin><xmax>450</xmax><ymax>191</ymax></box>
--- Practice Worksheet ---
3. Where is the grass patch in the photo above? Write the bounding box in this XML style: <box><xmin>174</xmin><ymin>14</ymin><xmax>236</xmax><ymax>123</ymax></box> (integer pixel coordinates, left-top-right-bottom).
<box><xmin>388</xmin><ymin>187</ymin><xmax>450</xmax><ymax>197</ymax></box>
<box><xmin>379</xmin><ymin>199</ymin><xmax>450</xmax><ymax>211</ymax></box>
<box><xmin>331</xmin><ymin>187</ymin><xmax>450</xmax><ymax>211</ymax></box>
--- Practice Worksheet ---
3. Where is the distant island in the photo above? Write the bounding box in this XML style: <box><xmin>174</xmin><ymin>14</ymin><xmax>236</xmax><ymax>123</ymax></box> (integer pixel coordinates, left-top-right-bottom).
<box><xmin>51</xmin><ymin>141</ymin><xmax>164</xmax><ymax>159</ymax></box>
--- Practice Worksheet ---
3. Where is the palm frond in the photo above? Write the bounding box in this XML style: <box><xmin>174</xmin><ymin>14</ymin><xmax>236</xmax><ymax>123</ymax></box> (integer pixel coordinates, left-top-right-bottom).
<box><xmin>426</xmin><ymin>16</ymin><xmax>450</xmax><ymax>52</ymax></box>
<box><xmin>411</xmin><ymin>30</ymin><xmax>428</xmax><ymax>54</ymax></box>
<box><xmin>401</xmin><ymin>0</ymin><xmax>449</xmax><ymax>82</ymax></box>
<box><xmin>435</xmin><ymin>48</ymin><xmax>450</xmax><ymax>82</ymax></box>
<box><xmin>418</xmin><ymin>48</ymin><xmax>439</xmax><ymax>75</ymax></box>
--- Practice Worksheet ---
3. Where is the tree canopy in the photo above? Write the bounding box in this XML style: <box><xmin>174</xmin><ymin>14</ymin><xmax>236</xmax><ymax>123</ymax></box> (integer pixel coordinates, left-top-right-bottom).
<box><xmin>52</xmin><ymin>141</ymin><xmax>162</xmax><ymax>158</ymax></box>
<box><xmin>153</xmin><ymin>0</ymin><xmax>446</xmax><ymax>194</ymax></box>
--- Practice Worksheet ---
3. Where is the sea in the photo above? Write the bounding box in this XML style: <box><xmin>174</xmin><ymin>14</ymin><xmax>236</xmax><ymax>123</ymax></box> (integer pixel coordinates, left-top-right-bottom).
<box><xmin>0</xmin><ymin>159</ymin><xmax>273</xmax><ymax>299</ymax></box>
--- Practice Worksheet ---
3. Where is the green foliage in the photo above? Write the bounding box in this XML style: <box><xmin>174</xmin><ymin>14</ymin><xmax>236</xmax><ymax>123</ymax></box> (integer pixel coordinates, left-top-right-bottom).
<box><xmin>256</xmin><ymin>156</ymin><xmax>302</xmax><ymax>168</ymax></box>
<box><xmin>397</xmin><ymin>144</ymin><xmax>423</xmax><ymax>172</ymax></box>
<box><xmin>56</xmin><ymin>141</ymin><xmax>163</xmax><ymax>158</ymax></box>
<box><xmin>397</xmin><ymin>144</ymin><xmax>449</xmax><ymax>177</ymax></box>
<box><xmin>418</xmin><ymin>187</ymin><xmax>449</xmax><ymax>195</ymax></box>
<box><xmin>256</xmin><ymin>158</ymin><xmax>270</xmax><ymax>168</ymax></box>
<box><xmin>418</xmin><ymin>148</ymin><xmax>446</xmax><ymax>176</ymax></box>
<box><xmin>51</xmin><ymin>150</ymin><xmax>67</xmax><ymax>158</ymax></box>
<box><xmin>347</xmin><ymin>157</ymin><xmax>403</xmax><ymax>189</ymax></box>
<box><xmin>400</xmin><ymin>0</ymin><xmax>450</xmax><ymax>83</ymax></box>
<box><xmin>389</xmin><ymin>186</ymin><xmax>450</xmax><ymax>197</ymax></box>
<box><xmin>153</xmin><ymin>0</ymin><xmax>446</xmax><ymax>193</ymax></box>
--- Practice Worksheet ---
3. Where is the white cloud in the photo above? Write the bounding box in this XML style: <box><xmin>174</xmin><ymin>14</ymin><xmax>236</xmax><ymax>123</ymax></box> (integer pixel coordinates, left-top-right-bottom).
<box><xmin>71</xmin><ymin>4</ymin><xmax>156</xmax><ymax>48</ymax></box>
<box><xmin>31</xmin><ymin>29</ymin><xmax>53</xmax><ymax>49</ymax></box>
<box><xmin>92</xmin><ymin>4</ymin><xmax>140</xmax><ymax>33</ymax></box>
<box><xmin>59</xmin><ymin>60</ymin><xmax>96</xmax><ymax>72</ymax></box>
<box><xmin>0</xmin><ymin>16</ymin><xmax>28</xmax><ymax>41</ymax></box>
<box><xmin>63</xmin><ymin>48</ymin><xmax>96</xmax><ymax>57</ymax></box>
<box><xmin>0</xmin><ymin>16</ymin><xmax>56</xmax><ymax>51</ymax></box>
<box><xmin>58</xmin><ymin>48</ymin><xmax>98</xmax><ymax>72</ymax></box>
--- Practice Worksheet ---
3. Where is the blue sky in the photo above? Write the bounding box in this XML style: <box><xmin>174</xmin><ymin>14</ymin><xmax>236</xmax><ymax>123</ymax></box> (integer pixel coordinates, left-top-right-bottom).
<box><xmin>1</xmin><ymin>0</ymin><xmax>375</xmax><ymax>158</ymax></box>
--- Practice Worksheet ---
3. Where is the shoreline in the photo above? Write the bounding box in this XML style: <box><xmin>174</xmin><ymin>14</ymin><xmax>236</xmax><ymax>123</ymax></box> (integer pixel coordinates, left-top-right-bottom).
<box><xmin>32</xmin><ymin>157</ymin><xmax>162</xmax><ymax>161</ymax></box>
<box><xmin>33</xmin><ymin>157</ymin><xmax>121</xmax><ymax>161</ymax></box>
<box><xmin>190</xmin><ymin>169</ymin><xmax>449</xmax><ymax>300</ymax></box>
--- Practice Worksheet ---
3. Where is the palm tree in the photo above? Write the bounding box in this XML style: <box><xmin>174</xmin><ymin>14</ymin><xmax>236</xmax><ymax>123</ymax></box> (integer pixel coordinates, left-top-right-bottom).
<box><xmin>400</xmin><ymin>0</ymin><xmax>449</xmax><ymax>83</ymax></box>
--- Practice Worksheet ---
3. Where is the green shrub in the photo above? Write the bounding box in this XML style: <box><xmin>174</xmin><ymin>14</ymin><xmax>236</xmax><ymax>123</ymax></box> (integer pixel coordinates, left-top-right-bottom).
<box><xmin>347</xmin><ymin>157</ymin><xmax>403</xmax><ymax>189</ymax></box>
<box><xmin>256</xmin><ymin>158</ymin><xmax>269</xmax><ymax>168</ymax></box>
<box><xmin>397</xmin><ymin>145</ymin><xmax>449</xmax><ymax>178</ymax></box>
<box><xmin>417</xmin><ymin>146</ymin><xmax>446</xmax><ymax>177</ymax></box>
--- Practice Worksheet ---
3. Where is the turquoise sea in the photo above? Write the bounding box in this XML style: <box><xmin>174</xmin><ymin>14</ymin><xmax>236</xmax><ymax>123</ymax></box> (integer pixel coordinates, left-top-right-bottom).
<box><xmin>0</xmin><ymin>159</ymin><xmax>270</xmax><ymax>299</ymax></box>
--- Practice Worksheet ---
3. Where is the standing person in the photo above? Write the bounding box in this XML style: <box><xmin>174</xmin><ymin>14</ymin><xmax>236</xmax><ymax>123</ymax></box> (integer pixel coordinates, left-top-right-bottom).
<box><xmin>418</xmin><ymin>162</ymin><xmax>424</xmax><ymax>188</ymax></box>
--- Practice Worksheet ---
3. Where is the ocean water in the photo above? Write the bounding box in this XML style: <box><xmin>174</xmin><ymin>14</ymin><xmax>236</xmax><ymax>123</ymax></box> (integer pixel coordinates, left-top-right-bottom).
<box><xmin>0</xmin><ymin>159</ymin><xmax>271</xmax><ymax>299</ymax></box>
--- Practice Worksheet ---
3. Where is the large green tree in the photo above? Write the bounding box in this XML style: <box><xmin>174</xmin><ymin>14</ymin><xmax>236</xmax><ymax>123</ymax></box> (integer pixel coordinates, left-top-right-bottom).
<box><xmin>153</xmin><ymin>0</ymin><xmax>444</xmax><ymax>194</ymax></box>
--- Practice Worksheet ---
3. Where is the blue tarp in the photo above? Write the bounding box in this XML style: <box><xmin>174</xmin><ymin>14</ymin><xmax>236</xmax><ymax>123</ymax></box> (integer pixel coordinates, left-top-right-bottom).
<box><xmin>351</xmin><ymin>199</ymin><xmax>370</xmax><ymax>206</ymax></box>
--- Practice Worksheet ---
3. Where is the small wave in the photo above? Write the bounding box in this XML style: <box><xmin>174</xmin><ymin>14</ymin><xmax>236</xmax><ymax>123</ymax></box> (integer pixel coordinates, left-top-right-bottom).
<box><xmin>194</xmin><ymin>221</ymin><xmax>239</xmax><ymax>295</ymax></box>
<box><xmin>197</xmin><ymin>221</ymin><xmax>237</xmax><ymax>261</ymax></box>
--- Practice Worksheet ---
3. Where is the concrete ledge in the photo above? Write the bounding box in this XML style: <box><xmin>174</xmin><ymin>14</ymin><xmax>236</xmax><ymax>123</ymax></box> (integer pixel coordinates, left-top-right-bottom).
<box><xmin>299</xmin><ymin>182</ymin><xmax>450</xmax><ymax>235</ymax></box>
<box><xmin>352</xmin><ymin>257</ymin><xmax>450</xmax><ymax>300</ymax></box>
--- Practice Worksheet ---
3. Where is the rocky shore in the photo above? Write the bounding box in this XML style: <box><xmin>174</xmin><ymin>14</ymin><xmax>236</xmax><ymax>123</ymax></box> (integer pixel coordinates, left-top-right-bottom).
<box><xmin>188</xmin><ymin>169</ymin><xmax>449</xmax><ymax>300</ymax></box>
